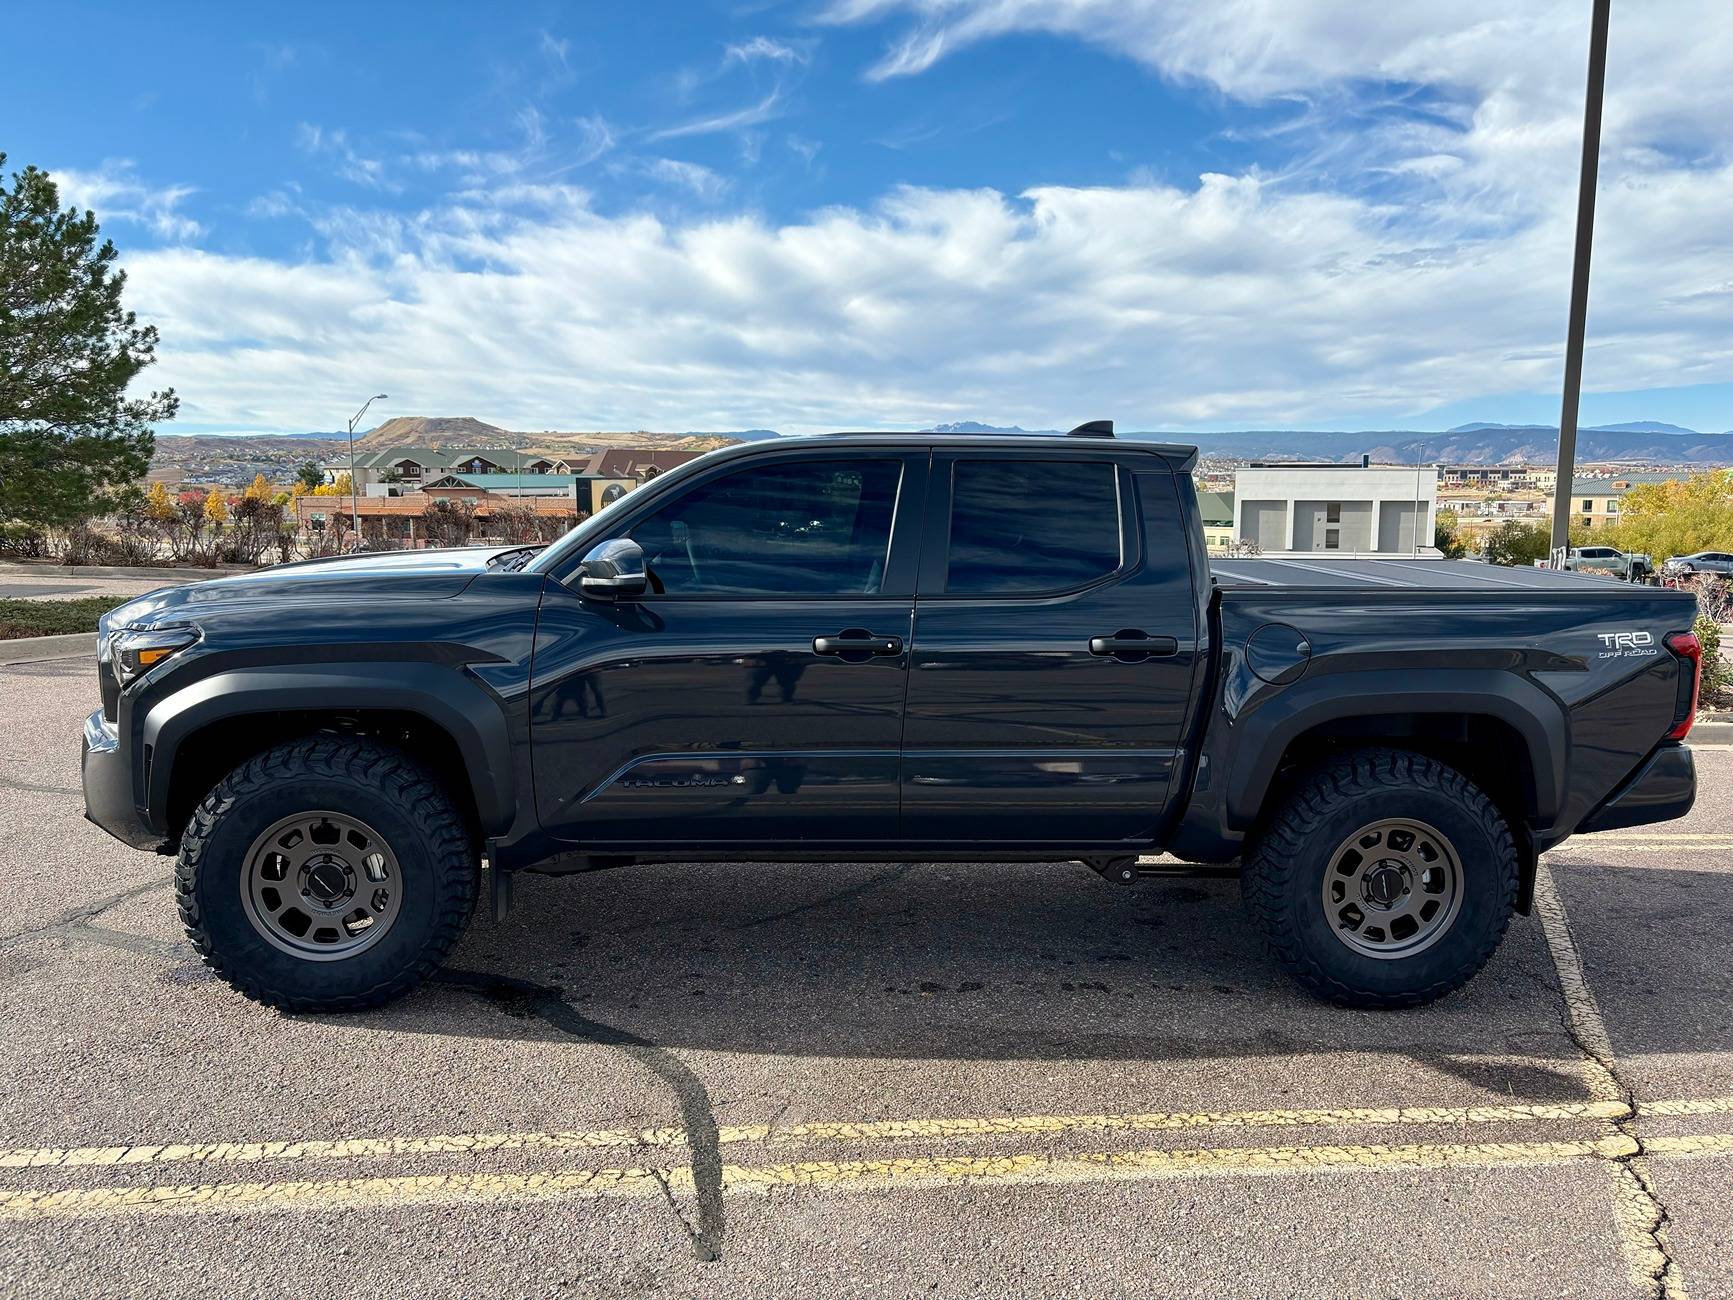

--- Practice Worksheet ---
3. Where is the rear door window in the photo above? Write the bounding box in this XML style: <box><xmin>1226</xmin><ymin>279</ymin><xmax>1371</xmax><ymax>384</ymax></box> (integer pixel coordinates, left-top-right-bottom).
<box><xmin>942</xmin><ymin>460</ymin><xmax>1121</xmax><ymax>595</ymax></box>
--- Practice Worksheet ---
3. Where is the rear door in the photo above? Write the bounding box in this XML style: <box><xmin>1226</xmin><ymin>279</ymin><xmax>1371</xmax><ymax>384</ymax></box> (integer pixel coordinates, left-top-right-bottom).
<box><xmin>898</xmin><ymin>448</ymin><xmax>1201</xmax><ymax>847</ymax></box>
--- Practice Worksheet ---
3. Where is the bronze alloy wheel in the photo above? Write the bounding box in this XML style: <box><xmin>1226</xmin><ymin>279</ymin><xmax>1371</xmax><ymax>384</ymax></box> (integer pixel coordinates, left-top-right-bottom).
<box><xmin>1320</xmin><ymin>816</ymin><xmax>1464</xmax><ymax>960</ymax></box>
<box><xmin>240</xmin><ymin>810</ymin><xmax>404</xmax><ymax>961</ymax></box>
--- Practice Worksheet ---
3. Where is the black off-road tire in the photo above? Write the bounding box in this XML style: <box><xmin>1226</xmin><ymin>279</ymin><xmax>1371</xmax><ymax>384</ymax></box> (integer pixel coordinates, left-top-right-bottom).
<box><xmin>1241</xmin><ymin>748</ymin><xmax>1519</xmax><ymax>1009</ymax></box>
<box><xmin>175</xmin><ymin>736</ymin><xmax>477</xmax><ymax>1012</ymax></box>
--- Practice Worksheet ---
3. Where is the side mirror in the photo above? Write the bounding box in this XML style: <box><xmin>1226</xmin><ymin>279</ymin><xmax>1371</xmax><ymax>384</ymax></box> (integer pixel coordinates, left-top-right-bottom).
<box><xmin>576</xmin><ymin>538</ymin><xmax>648</xmax><ymax>599</ymax></box>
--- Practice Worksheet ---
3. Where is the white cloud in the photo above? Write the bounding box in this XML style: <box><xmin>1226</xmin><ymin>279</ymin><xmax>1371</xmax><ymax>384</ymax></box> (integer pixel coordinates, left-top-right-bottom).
<box><xmin>101</xmin><ymin>3</ymin><xmax>1733</xmax><ymax>435</ymax></box>
<box><xmin>121</xmin><ymin>153</ymin><xmax>1733</xmax><ymax>433</ymax></box>
<box><xmin>53</xmin><ymin>161</ymin><xmax>203</xmax><ymax>241</ymax></box>
<box><xmin>650</xmin><ymin>90</ymin><xmax>786</xmax><ymax>141</ymax></box>
<box><xmin>295</xmin><ymin>122</ymin><xmax>396</xmax><ymax>191</ymax></box>
<box><xmin>640</xmin><ymin>158</ymin><xmax>731</xmax><ymax>203</ymax></box>
<box><xmin>725</xmin><ymin>36</ymin><xmax>809</xmax><ymax>66</ymax></box>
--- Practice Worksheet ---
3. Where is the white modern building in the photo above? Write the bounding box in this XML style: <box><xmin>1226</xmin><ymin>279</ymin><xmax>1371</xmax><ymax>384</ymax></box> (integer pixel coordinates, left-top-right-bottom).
<box><xmin>1233</xmin><ymin>459</ymin><xmax>1438</xmax><ymax>557</ymax></box>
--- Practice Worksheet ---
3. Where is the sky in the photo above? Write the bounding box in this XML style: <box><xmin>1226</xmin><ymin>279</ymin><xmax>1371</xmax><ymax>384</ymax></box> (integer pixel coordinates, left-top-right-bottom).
<box><xmin>8</xmin><ymin>0</ymin><xmax>1733</xmax><ymax>436</ymax></box>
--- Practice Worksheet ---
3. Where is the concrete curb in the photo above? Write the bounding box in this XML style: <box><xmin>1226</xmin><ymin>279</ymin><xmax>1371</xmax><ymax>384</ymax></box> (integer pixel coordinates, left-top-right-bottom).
<box><xmin>1690</xmin><ymin>719</ymin><xmax>1733</xmax><ymax>743</ymax></box>
<box><xmin>0</xmin><ymin>563</ymin><xmax>244</xmax><ymax>582</ymax></box>
<box><xmin>0</xmin><ymin>633</ymin><xmax>94</xmax><ymax>665</ymax></box>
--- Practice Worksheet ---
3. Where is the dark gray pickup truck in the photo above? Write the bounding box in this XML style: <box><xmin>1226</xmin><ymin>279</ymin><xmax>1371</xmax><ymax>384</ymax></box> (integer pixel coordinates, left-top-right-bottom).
<box><xmin>82</xmin><ymin>429</ymin><xmax>1700</xmax><ymax>1012</ymax></box>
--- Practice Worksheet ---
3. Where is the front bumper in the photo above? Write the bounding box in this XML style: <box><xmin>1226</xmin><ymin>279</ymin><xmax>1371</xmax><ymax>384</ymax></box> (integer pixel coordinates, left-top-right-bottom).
<box><xmin>1577</xmin><ymin>742</ymin><xmax>1696</xmax><ymax>834</ymax></box>
<box><xmin>81</xmin><ymin>709</ymin><xmax>170</xmax><ymax>852</ymax></box>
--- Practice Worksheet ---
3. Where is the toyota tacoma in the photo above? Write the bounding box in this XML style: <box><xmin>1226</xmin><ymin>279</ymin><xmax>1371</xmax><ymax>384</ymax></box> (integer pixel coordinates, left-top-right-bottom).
<box><xmin>82</xmin><ymin>427</ymin><xmax>1700</xmax><ymax>1011</ymax></box>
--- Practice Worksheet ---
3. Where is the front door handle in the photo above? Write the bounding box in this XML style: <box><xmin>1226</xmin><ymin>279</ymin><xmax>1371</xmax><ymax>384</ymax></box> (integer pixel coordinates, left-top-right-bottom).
<box><xmin>813</xmin><ymin>631</ymin><xmax>903</xmax><ymax>657</ymax></box>
<box><xmin>1089</xmin><ymin>632</ymin><xmax>1179</xmax><ymax>660</ymax></box>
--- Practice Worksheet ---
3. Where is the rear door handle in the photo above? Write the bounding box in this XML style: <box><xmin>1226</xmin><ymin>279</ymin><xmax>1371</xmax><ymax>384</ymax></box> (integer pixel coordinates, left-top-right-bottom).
<box><xmin>1089</xmin><ymin>633</ymin><xmax>1179</xmax><ymax>659</ymax></box>
<box><xmin>813</xmin><ymin>632</ymin><xmax>903</xmax><ymax>656</ymax></box>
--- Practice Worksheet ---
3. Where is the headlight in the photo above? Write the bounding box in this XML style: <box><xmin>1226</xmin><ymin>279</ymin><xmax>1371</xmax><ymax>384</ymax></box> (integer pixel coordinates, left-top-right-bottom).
<box><xmin>109</xmin><ymin>627</ymin><xmax>199</xmax><ymax>687</ymax></box>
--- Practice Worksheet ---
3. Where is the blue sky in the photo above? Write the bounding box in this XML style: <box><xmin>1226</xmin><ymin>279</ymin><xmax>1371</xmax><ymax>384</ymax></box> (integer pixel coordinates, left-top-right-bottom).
<box><xmin>9</xmin><ymin>1</ymin><xmax>1733</xmax><ymax>435</ymax></box>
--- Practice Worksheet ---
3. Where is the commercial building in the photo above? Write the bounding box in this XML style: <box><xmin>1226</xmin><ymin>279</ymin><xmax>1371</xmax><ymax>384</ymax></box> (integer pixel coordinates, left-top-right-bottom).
<box><xmin>1195</xmin><ymin>490</ymin><xmax>1235</xmax><ymax>552</ymax></box>
<box><xmin>1233</xmin><ymin>460</ymin><xmax>1438</xmax><ymax>556</ymax></box>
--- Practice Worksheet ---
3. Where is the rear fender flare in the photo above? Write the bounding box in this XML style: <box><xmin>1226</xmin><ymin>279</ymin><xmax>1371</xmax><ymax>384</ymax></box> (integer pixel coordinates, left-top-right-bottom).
<box><xmin>1223</xmin><ymin>669</ymin><xmax>1567</xmax><ymax>833</ymax></box>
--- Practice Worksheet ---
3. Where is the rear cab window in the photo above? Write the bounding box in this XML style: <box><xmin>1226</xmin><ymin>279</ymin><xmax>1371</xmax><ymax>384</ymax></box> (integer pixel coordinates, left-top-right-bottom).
<box><xmin>932</xmin><ymin>458</ymin><xmax>1124</xmax><ymax>596</ymax></box>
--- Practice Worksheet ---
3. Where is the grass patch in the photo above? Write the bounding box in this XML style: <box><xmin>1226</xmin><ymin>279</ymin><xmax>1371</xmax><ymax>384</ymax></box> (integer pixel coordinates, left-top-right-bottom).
<box><xmin>0</xmin><ymin>596</ymin><xmax>134</xmax><ymax>640</ymax></box>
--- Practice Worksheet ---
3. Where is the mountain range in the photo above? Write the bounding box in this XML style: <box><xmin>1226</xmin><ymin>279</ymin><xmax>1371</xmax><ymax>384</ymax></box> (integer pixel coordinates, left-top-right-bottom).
<box><xmin>934</xmin><ymin>420</ymin><xmax>1733</xmax><ymax>465</ymax></box>
<box><xmin>151</xmin><ymin>415</ymin><xmax>1733</xmax><ymax>486</ymax></box>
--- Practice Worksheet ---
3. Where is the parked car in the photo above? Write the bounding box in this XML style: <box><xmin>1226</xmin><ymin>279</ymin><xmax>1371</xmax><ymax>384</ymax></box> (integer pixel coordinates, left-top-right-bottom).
<box><xmin>1564</xmin><ymin>546</ymin><xmax>1653</xmax><ymax>581</ymax></box>
<box><xmin>1662</xmin><ymin>551</ymin><xmax>1733</xmax><ymax>578</ymax></box>
<box><xmin>82</xmin><ymin>427</ymin><xmax>1700</xmax><ymax>1013</ymax></box>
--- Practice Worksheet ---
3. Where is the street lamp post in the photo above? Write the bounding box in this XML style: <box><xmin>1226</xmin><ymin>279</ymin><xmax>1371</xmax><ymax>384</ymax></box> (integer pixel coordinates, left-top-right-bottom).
<box><xmin>346</xmin><ymin>394</ymin><xmax>389</xmax><ymax>544</ymax></box>
<box><xmin>1549</xmin><ymin>0</ymin><xmax>1612</xmax><ymax>556</ymax></box>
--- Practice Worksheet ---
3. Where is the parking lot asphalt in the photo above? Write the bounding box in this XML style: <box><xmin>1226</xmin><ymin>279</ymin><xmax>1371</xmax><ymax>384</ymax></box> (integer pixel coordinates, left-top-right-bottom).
<box><xmin>1</xmin><ymin>650</ymin><xmax>1728</xmax><ymax>1299</ymax></box>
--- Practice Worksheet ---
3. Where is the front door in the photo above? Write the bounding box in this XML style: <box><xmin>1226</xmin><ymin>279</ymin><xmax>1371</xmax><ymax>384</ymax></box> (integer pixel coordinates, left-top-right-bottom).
<box><xmin>530</xmin><ymin>448</ymin><xmax>926</xmax><ymax>849</ymax></box>
<box><xmin>899</xmin><ymin>452</ymin><xmax>1202</xmax><ymax>848</ymax></box>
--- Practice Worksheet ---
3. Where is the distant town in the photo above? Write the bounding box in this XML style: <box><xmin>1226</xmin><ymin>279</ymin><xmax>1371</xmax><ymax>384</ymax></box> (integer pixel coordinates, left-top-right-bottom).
<box><xmin>135</xmin><ymin>413</ymin><xmax>1733</xmax><ymax>564</ymax></box>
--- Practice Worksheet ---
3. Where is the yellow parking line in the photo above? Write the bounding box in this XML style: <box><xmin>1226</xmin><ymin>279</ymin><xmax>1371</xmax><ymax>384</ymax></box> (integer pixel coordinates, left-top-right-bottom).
<box><xmin>1642</xmin><ymin>1098</ymin><xmax>1733</xmax><ymax>1118</ymax></box>
<box><xmin>0</xmin><ymin>1136</ymin><xmax>1640</xmax><ymax>1222</ymax></box>
<box><xmin>1647</xmin><ymin>1133</ymin><xmax>1733</xmax><ymax>1157</ymax></box>
<box><xmin>0</xmin><ymin>1100</ymin><xmax>1634</xmax><ymax>1171</ymax></box>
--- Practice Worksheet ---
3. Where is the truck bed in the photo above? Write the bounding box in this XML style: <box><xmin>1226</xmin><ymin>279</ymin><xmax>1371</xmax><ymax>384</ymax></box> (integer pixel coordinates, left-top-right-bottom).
<box><xmin>1211</xmin><ymin>556</ymin><xmax>1653</xmax><ymax>593</ymax></box>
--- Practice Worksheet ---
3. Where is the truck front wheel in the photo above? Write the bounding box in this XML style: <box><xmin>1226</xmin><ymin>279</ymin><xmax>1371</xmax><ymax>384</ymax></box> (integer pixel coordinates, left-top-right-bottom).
<box><xmin>1241</xmin><ymin>748</ymin><xmax>1518</xmax><ymax>1008</ymax></box>
<box><xmin>175</xmin><ymin>737</ymin><xmax>478</xmax><ymax>1012</ymax></box>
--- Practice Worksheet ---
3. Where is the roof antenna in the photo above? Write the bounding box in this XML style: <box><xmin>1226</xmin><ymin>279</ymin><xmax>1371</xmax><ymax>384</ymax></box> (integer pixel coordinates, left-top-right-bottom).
<box><xmin>1068</xmin><ymin>420</ymin><xmax>1114</xmax><ymax>437</ymax></box>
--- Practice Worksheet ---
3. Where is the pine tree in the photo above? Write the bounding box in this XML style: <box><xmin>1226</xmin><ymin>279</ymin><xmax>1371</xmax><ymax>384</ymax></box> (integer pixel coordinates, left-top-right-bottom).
<box><xmin>0</xmin><ymin>153</ymin><xmax>176</xmax><ymax>530</ymax></box>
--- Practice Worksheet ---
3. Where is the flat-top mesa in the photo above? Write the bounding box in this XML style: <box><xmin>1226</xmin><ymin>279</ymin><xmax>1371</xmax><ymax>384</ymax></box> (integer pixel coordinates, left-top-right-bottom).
<box><xmin>83</xmin><ymin>426</ymin><xmax>1698</xmax><ymax>1011</ymax></box>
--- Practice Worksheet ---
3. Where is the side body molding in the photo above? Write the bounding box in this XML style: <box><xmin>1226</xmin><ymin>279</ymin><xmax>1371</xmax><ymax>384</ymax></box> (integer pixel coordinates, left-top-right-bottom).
<box><xmin>138</xmin><ymin>663</ymin><xmax>518</xmax><ymax>836</ymax></box>
<box><xmin>1221</xmin><ymin>668</ymin><xmax>1569</xmax><ymax>833</ymax></box>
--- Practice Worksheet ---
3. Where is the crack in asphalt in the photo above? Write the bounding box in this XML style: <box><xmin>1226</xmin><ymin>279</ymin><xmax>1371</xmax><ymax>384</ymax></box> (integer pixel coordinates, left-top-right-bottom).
<box><xmin>0</xmin><ymin>774</ymin><xmax>79</xmax><ymax>797</ymax></box>
<box><xmin>0</xmin><ymin>877</ymin><xmax>171</xmax><ymax>953</ymax></box>
<box><xmin>1533</xmin><ymin>865</ymin><xmax>1685</xmax><ymax>1300</ymax></box>
<box><xmin>436</xmin><ymin>967</ymin><xmax>727</xmax><ymax>1263</ymax></box>
<box><xmin>730</xmin><ymin>863</ymin><xmax>913</xmax><ymax>930</ymax></box>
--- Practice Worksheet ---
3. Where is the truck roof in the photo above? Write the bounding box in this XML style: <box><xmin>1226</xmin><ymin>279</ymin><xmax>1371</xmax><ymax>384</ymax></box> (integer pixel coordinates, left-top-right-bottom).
<box><xmin>1211</xmin><ymin>556</ymin><xmax>1669</xmax><ymax>593</ymax></box>
<box><xmin>777</xmin><ymin>431</ymin><xmax>1200</xmax><ymax>470</ymax></box>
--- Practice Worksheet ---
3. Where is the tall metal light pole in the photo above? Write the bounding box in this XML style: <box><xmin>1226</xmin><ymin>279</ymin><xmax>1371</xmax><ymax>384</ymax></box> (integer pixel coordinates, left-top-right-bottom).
<box><xmin>1549</xmin><ymin>0</ymin><xmax>1612</xmax><ymax>555</ymax></box>
<box><xmin>346</xmin><ymin>394</ymin><xmax>389</xmax><ymax>543</ymax></box>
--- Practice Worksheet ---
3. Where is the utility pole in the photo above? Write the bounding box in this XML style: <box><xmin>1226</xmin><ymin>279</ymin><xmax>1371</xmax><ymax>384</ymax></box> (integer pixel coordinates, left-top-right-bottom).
<box><xmin>1549</xmin><ymin>0</ymin><xmax>1612</xmax><ymax>555</ymax></box>
<box><xmin>346</xmin><ymin>394</ymin><xmax>389</xmax><ymax>544</ymax></box>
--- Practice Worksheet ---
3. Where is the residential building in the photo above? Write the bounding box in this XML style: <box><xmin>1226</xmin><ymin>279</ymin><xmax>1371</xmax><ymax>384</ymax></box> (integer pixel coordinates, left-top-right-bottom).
<box><xmin>1567</xmin><ymin>474</ymin><xmax>1676</xmax><ymax>529</ymax></box>
<box><xmin>1233</xmin><ymin>460</ymin><xmax>1438</xmax><ymax>556</ymax></box>
<box><xmin>1438</xmin><ymin>464</ymin><xmax>1557</xmax><ymax>494</ymax></box>
<box><xmin>420</xmin><ymin>472</ymin><xmax>637</xmax><ymax>515</ymax></box>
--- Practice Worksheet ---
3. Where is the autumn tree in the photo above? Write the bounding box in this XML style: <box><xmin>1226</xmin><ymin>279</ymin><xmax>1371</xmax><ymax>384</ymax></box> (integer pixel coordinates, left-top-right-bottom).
<box><xmin>0</xmin><ymin>154</ymin><xmax>176</xmax><ymax>531</ymax></box>
<box><xmin>244</xmin><ymin>472</ymin><xmax>272</xmax><ymax>501</ymax></box>
<box><xmin>1605</xmin><ymin>471</ymin><xmax>1733</xmax><ymax>560</ymax></box>
<box><xmin>1482</xmin><ymin>519</ymin><xmax>1552</xmax><ymax>568</ymax></box>
<box><xmin>145</xmin><ymin>480</ymin><xmax>175</xmax><ymax>521</ymax></box>
<box><xmin>420</xmin><ymin>497</ymin><xmax>474</xmax><ymax>547</ymax></box>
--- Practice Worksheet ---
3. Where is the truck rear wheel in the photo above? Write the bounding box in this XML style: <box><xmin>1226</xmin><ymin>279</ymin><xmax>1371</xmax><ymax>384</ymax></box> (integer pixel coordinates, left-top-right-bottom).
<box><xmin>175</xmin><ymin>737</ymin><xmax>477</xmax><ymax>1012</ymax></box>
<box><xmin>1241</xmin><ymin>748</ymin><xmax>1518</xmax><ymax>1008</ymax></box>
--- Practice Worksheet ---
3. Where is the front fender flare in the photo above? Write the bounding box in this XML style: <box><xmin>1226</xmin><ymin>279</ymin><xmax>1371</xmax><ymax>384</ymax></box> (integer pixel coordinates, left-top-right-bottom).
<box><xmin>1222</xmin><ymin>668</ymin><xmax>1569</xmax><ymax>833</ymax></box>
<box><xmin>138</xmin><ymin>663</ymin><xmax>517</xmax><ymax>836</ymax></box>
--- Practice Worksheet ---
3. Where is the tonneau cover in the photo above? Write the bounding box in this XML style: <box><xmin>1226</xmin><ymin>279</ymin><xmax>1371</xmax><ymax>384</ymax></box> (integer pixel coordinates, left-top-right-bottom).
<box><xmin>1211</xmin><ymin>557</ymin><xmax>1652</xmax><ymax>592</ymax></box>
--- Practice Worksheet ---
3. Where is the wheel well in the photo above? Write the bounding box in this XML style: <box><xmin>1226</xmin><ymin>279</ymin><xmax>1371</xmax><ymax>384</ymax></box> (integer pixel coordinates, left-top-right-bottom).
<box><xmin>1260</xmin><ymin>713</ymin><xmax>1539</xmax><ymax>849</ymax></box>
<box><xmin>164</xmin><ymin>710</ymin><xmax>482</xmax><ymax>850</ymax></box>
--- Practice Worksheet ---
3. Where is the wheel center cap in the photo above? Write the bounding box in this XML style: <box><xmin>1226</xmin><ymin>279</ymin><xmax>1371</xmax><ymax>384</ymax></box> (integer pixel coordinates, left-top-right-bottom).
<box><xmin>1363</xmin><ymin>862</ymin><xmax>1409</xmax><ymax>910</ymax></box>
<box><xmin>301</xmin><ymin>856</ymin><xmax>355</xmax><ymax>909</ymax></box>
